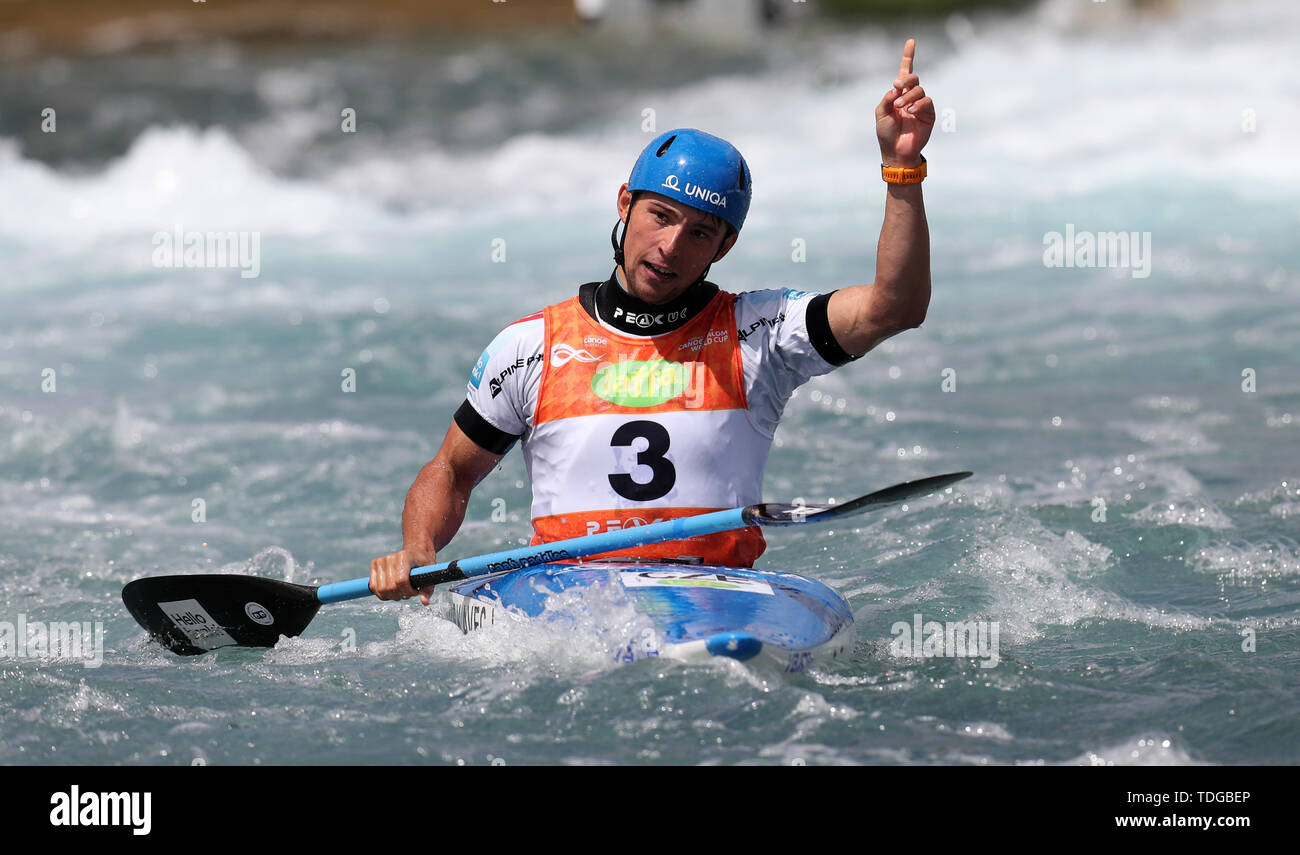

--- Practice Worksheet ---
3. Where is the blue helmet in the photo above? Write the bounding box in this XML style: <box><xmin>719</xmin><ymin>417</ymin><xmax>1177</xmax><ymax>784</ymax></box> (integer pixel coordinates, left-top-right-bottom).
<box><xmin>626</xmin><ymin>129</ymin><xmax>752</xmax><ymax>234</ymax></box>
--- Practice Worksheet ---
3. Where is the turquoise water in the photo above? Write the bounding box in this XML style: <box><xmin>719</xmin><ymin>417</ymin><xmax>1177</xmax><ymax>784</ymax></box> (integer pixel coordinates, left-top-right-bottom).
<box><xmin>2</xmin><ymin>0</ymin><xmax>1298</xmax><ymax>765</ymax></box>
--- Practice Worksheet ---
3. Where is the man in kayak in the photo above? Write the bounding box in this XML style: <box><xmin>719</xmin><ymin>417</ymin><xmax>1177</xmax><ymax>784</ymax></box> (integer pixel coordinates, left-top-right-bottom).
<box><xmin>372</xmin><ymin>39</ymin><xmax>934</xmax><ymax>604</ymax></box>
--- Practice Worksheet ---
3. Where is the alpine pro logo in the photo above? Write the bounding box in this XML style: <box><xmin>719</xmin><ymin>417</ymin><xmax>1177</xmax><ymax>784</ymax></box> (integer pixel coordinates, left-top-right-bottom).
<box><xmin>487</xmin><ymin>351</ymin><xmax>542</xmax><ymax>398</ymax></box>
<box><xmin>550</xmin><ymin>343</ymin><xmax>604</xmax><ymax>368</ymax></box>
<box><xmin>661</xmin><ymin>175</ymin><xmax>727</xmax><ymax>208</ymax></box>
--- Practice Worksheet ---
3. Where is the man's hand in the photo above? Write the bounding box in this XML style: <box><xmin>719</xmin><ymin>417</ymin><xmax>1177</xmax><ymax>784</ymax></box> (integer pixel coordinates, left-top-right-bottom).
<box><xmin>370</xmin><ymin>546</ymin><xmax>437</xmax><ymax>606</ymax></box>
<box><xmin>876</xmin><ymin>39</ymin><xmax>935</xmax><ymax>168</ymax></box>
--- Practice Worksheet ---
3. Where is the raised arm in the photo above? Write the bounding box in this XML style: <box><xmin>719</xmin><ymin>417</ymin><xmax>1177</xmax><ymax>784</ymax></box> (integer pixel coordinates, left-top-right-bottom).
<box><xmin>369</xmin><ymin>419</ymin><xmax>503</xmax><ymax>605</ymax></box>
<box><xmin>827</xmin><ymin>38</ymin><xmax>935</xmax><ymax>358</ymax></box>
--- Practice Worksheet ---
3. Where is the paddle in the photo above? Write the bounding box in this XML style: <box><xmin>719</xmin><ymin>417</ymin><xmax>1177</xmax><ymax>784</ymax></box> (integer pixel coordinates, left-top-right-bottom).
<box><xmin>122</xmin><ymin>471</ymin><xmax>971</xmax><ymax>655</ymax></box>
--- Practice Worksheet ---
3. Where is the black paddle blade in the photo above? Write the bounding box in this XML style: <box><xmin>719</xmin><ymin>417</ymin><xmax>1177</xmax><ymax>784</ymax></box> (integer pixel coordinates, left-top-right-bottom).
<box><xmin>750</xmin><ymin>471</ymin><xmax>972</xmax><ymax>526</ymax></box>
<box><xmin>122</xmin><ymin>575</ymin><xmax>322</xmax><ymax>655</ymax></box>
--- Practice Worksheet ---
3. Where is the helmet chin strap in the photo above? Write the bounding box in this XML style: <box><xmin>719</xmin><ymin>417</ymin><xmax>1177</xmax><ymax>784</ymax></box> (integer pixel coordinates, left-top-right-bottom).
<box><xmin>610</xmin><ymin>218</ymin><xmax>627</xmax><ymax>268</ymax></box>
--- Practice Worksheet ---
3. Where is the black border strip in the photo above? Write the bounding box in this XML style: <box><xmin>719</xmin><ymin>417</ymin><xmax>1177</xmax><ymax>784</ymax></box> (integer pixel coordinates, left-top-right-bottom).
<box><xmin>453</xmin><ymin>400</ymin><xmax>519</xmax><ymax>455</ymax></box>
<box><xmin>807</xmin><ymin>290</ymin><xmax>860</xmax><ymax>366</ymax></box>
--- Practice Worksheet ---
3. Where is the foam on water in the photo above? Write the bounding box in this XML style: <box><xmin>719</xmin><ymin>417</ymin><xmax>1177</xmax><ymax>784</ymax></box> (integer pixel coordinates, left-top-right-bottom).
<box><xmin>254</xmin><ymin>575</ymin><xmax>674</xmax><ymax>678</ymax></box>
<box><xmin>434</xmin><ymin>581</ymin><xmax>660</xmax><ymax>674</ymax></box>
<box><xmin>1</xmin><ymin>0</ymin><xmax>1297</xmax><ymax>252</ymax></box>
<box><xmin>0</xmin><ymin>127</ymin><xmax>395</xmax><ymax>245</ymax></box>
<box><xmin>1063</xmin><ymin>734</ymin><xmax>1205</xmax><ymax>767</ymax></box>
<box><xmin>1128</xmin><ymin>500</ymin><xmax>1235</xmax><ymax>530</ymax></box>
<box><xmin>965</xmin><ymin>516</ymin><xmax>1212</xmax><ymax>642</ymax></box>
<box><xmin>1189</xmin><ymin>540</ymin><xmax>1300</xmax><ymax>583</ymax></box>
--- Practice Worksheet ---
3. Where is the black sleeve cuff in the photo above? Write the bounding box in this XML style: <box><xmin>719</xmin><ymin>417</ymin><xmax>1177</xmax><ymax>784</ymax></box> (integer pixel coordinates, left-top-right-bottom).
<box><xmin>807</xmin><ymin>291</ymin><xmax>860</xmax><ymax>367</ymax></box>
<box><xmin>453</xmin><ymin>400</ymin><xmax>519</xmax><ymax>455</ymax></box>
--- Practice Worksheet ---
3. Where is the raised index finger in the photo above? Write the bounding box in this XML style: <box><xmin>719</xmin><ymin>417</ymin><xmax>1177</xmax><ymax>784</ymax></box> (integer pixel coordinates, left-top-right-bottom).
<box><xmin>898</xmin><ymin>38</ymin><xmax>916</xmax><ymax>78</ymax></box>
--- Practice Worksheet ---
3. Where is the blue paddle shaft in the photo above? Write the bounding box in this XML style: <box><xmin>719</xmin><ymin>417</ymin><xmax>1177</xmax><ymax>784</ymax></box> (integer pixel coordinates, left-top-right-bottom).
<box><xmin>313</xmin><ymin>471</ymin><xmax>973</xmax><ymax>606</ymax></box>
<box><xmin>316</xmin><ymin>508</ymin><xmax>747</xmax><ymax>605</ymax></box>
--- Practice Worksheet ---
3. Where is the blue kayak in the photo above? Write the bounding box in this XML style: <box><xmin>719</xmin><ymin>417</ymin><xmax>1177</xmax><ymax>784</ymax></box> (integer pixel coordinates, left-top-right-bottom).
<box><xmin>446</xmin><ymin>561</ymin><xmax>854</xmax><ymax>673</ymax></box>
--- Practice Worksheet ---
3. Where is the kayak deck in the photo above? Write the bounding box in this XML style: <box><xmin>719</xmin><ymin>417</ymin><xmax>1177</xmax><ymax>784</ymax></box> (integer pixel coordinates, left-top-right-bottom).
<box><xmin>446</xmin><ymin>561</ymin><xmax>854</xmax><ymax>673</ymax></box>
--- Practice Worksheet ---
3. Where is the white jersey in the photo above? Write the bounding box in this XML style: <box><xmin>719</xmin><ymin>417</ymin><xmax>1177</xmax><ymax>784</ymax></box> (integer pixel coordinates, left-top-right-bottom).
<box><xmin>464</xmin><ymin>287</ymin><xmax>846</xmax><ymax>452</ymax></box>
<box><xmin>456</xmin><ymin>283</ymin><xmax>858</xmax><ymax>563</ymax></box>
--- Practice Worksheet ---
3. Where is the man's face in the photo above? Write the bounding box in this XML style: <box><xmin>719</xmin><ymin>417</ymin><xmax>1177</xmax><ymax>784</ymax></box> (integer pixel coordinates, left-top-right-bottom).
<box><xmin>616</xmin><ymin>186</ymin><xmax>737</xmax><ymax>305</ymax></box>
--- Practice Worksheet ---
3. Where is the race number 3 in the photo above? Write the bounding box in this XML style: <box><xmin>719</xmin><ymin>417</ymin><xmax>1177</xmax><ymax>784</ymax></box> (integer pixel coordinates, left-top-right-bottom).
<box><xmin>609</xmin><ymin>420</ymin><xmax>675</xmax><ymax>501</ymax></box>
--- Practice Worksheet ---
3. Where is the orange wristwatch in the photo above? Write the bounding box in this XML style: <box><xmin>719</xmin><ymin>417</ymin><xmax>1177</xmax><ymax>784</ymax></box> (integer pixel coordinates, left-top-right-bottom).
<box><xmin>882</xmin><ymin>156</ymin><xmax>926</xmax><ymax>184</ymax></box>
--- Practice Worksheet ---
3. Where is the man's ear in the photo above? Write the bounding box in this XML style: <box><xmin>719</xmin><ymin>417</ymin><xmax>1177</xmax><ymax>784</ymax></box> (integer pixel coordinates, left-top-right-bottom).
<box><xmin>712</xmin><ymin>229</ymin><xmax>739</xmax><ymax>263</ymax></box>
<box><xmin>616</xmin><ymin>183</ymin><xmax>632</xmax><ymax>224</ymax></box>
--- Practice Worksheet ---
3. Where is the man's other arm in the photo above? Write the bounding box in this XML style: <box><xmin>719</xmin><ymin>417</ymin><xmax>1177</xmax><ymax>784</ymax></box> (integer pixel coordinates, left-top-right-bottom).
<box><xmin>827</xmin><ymin>38</ymin><xmax>934</xmax><ymax>358</ymax></box>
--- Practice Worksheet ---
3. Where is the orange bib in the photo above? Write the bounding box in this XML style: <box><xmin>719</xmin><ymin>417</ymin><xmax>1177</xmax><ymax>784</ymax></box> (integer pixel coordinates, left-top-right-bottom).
<box><xmin>526</xmin><ymin>291</ymin><xmax>767</xmax><ymax>565</ymax></box>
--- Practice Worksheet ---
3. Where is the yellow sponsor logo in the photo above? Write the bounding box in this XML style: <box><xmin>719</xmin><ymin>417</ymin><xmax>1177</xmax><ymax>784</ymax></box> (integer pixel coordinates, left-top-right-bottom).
<box><xmin>592</xmin><ymin>359</ymin><xmax>691</xmax><ymax>407</ymax></box>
